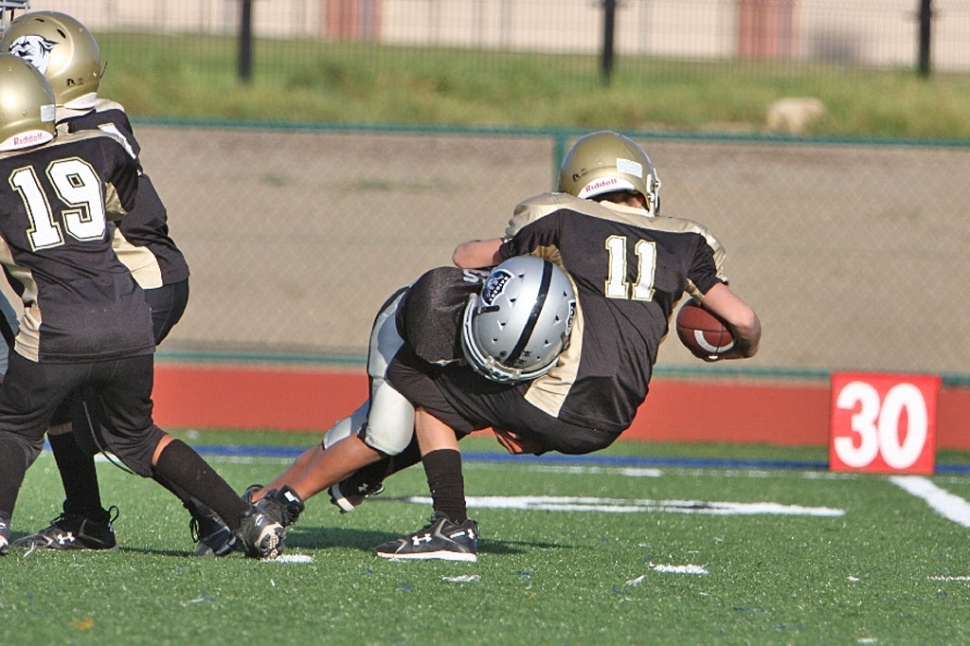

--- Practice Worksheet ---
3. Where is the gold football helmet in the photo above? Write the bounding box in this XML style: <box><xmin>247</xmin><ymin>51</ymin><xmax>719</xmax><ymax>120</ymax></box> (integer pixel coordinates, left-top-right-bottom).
<box><xmin>0</xmin><ymin>52</ymin><xmax>56</xmax><ymax>151</ymax></box>
<box><xmin>0</xmin><ymin>10</ymin><xmax>101</xmax><ymax>109</ymax></box>
<box><xmin>557</xmin><ymin>131</ymin><xmax>661</xmax><ymax>215</ymax></box>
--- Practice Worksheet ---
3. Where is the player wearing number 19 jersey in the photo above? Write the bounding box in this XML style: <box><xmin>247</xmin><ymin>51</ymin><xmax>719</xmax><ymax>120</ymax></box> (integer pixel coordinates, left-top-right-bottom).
<box><xmin>0</xmin><ymin>11</ymin><xmax>219</xmax><ymax>557</ymax></box>
<box><xmin>0</xmin><ymin>54</ymin><xmax>283</xmax><ymax>559</ymax></box>
<box><xmin>0</xmin><ymin>126</ymin><xmax>151</xmax><ymax>362</ymax></box>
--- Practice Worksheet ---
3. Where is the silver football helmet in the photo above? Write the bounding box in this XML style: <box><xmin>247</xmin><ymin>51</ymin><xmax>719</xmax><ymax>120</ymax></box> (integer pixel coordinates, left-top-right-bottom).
<box><xmin>462</xmin><ymin>256</ymin><xmax>576</xmax><ymax>384</ymax></box>
<box><xmin>0</xmin><ymin>11</ymin><xmax>101</xmax><ymax>109</ymax></box>
<box><xmin>558</xmin><ymin>130</ymin><xmax>661</xmax><ymax>215</ymax></box>
<box><xmin>0</xmin><ymin>52</ymin><xmax>55</xmax><ymax>151</ymax></box>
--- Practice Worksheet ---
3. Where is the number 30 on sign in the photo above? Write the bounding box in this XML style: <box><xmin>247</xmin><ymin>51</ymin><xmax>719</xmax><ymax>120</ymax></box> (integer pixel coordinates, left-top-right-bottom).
<box><xmin>829</xmin><ymin>372</ymin><xmax>941</xmax><ymax>474</ymax></box>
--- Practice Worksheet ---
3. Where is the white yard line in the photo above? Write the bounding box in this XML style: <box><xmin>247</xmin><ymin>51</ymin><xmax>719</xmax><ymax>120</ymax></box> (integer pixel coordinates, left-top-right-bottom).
<box><xmin>889</xmin><ymin>476</ymin><xmax>970</xmax><ymax>527</ymax></box>
<box><xmin>403</xmin><ymin>495</ymin><xmax>844</xmax><ymax>517</ymax></box>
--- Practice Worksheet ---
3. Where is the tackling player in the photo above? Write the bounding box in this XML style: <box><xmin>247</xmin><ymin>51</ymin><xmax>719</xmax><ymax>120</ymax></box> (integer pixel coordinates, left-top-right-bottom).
<box><xmin>245</xmin><ymin>257</ymin><xmax>576</xmax><ymax>556</ymax></box>
<box><xmin>249</xmin><ymin>132</ymin><xmax>760</xmax><ymax>563</ymax></box>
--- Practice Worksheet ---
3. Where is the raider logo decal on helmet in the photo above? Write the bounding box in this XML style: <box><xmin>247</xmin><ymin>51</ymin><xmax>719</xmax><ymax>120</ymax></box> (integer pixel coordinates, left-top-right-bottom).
<box><xmin>480</xmin><ymin>269</ymin><xmax>513</xmax><ymax>308</ymax></box>
<box><xmin>565</xmin><ymin>299</ymin><xmax>577</xmax><ymax>336</ymax></box>
<box><xmin>6</xmin><ymin>34</ymin><xmax>55</xmax><ymax>73</ymax></box>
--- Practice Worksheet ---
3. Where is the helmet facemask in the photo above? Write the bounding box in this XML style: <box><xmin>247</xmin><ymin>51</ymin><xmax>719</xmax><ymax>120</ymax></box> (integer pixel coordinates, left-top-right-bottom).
<box><xmin>0</xmin><ymin>1</ymin><xmax>29</xmax><ymax>36</ymax></box>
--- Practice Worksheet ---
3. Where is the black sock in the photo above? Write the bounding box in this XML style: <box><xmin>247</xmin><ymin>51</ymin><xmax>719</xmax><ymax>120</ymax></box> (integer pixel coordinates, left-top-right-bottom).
<box><xmin>388</xmin><ymin>439</ymin><xmax>423</xmax><ymax>477</ymax></box>
<box><xmin>151</xmin><ymin>470</ymin><xmax>207</xmax><ymax>519</ymax></box>
<box><xmin>0</xmin><ymin>438</ymin><xmax>28</xmax><ymax>517</ymax></box>
<box><xmin>151</xmin><ymin>440</ymin><xmax>248</xmax><ymax>531</ymax></box>
<box><xmin>422</xmin><ymin>448</ymin><xmax>467</xmax><ymax>524</ymax></box>
<box><xmin>48</xmin><ymin>432</ymin><xmax>107</xmax><ymax>521</ymax></box>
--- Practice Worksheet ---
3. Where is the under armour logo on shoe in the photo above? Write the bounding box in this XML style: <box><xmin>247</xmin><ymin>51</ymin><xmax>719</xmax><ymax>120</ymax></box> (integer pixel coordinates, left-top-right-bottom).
<box><xmin>411</xmin><ymin>533</ymin><xmax>433</xmax><ymax>546</ymax></box>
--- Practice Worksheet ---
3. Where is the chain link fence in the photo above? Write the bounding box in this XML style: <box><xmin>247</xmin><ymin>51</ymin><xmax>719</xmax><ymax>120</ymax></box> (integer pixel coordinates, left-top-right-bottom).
<box><xmin>127</xmin><ymin>124</ymin><xmax>970</xmax><ymax>380</ymax></box>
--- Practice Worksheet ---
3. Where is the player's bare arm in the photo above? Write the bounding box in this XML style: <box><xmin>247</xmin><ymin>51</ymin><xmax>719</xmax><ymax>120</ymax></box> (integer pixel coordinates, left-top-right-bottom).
<box><xmin>452</xmin><ymin>237</ymin><xmax>503</xmax><ymax>269</ymax></box>
<box><xmin>700</xmin><ymin>282</ymin><xmax>761</xmax><ymax>359</ymax></box>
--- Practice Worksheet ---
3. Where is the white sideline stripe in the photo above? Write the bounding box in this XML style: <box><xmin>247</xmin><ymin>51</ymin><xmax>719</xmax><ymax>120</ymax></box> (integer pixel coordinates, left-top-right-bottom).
<box><xmin>404</xmin><ymin>496</ymin><xmax>844</xmax><ymax>517</ymax></box>
<box><xmin>889</xmin><ymin>476</ymin><xmax>970</xmax><ymax>527</ymax></box>
<box><xmin>929</xmin><ymin>576</ymin><xmax>970</xmax><ymax>582</ymax></box>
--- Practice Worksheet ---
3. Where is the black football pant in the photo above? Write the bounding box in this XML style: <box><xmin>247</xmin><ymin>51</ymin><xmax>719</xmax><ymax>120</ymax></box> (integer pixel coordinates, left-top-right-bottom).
<box><xmin>0</xmin><ymin>352</ymin><xmax>163</xmax><ymax>516</ymax></box>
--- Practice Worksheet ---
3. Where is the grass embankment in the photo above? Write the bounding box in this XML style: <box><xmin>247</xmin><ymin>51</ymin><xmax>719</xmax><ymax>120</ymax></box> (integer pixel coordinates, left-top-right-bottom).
<box><xmin>97</xmin><ymin>33</ymin><xmax>970</xmax><ymax>139</ymax></box>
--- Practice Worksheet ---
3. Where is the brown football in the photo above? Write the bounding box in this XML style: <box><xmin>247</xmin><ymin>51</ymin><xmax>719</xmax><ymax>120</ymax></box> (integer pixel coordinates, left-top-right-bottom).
<box><xmin>675</xmin><ymin>301</ymin><xmax>735</xmax><ymax>360</ymax></box>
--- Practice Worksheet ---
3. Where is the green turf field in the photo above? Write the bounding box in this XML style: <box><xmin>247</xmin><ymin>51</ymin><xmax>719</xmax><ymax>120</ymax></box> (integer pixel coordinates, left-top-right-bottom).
<box><xmin>3</xmin><ymin>432</ymin><xmax>970</xmax><ymax>646</ymax></box>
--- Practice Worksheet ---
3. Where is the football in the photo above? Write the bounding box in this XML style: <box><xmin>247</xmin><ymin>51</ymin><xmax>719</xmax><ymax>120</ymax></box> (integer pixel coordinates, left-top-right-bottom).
<box><xmin>675</xmin><ymin>301</ymin><xmax>735</xmax><ymax>360</ymax></box>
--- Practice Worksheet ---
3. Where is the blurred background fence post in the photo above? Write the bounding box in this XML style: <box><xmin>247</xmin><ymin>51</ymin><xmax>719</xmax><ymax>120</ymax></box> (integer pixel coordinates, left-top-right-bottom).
<box><xmin>238</xmin><ymin>0</ymin><xmax>253</xmax><ymax>82</ymax></box>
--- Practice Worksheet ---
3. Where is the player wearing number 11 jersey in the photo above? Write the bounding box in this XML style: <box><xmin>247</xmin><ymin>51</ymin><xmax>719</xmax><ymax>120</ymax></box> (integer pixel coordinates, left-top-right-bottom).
<box><xmin>376</xmin><ymin>131</ymin><xmax>763</xmax><ymax>559</ymax></box>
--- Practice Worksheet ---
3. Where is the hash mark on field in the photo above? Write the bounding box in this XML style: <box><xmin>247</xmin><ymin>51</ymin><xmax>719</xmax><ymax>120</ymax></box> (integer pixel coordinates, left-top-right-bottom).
<box><xmin>263</xmin><ymin>554</ymin><xmax>314</xmax><ymax>564</ymax></box>
<box><xmin>889</xmin><ymin>476</ymin><xmax>970</xmax><ymax>527</ymax></box>
<box><xmin>527</xmin><ymin>465</ymin><xmax>663</xmax><ymax>478</ymax></box>
<box><xmin>649</xmin><ymin>563</ymin><xmax>709</xmax><ymax>575</ymax></box>
<box><xmin>929</xmin><ymin>576</ymin><xmax>970</xmax><ymax>581</ymax></box>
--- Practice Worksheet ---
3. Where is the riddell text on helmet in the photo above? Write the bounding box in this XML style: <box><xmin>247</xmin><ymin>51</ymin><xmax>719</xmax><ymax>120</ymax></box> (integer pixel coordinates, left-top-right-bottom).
<box><xmin>583</xmin><ymin>177</ymin><xmax>620</xmax><ymax>192</ymax></box>
<box><xmin>12</xmin><ymin>131</ymin><xmax>48</xmax><ymax>147</ymax></box>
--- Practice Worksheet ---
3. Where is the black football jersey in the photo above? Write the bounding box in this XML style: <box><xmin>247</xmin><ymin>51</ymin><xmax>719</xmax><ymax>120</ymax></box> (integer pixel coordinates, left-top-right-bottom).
<box><xmin>61</xmin><ymin>100</ymin><xmax>189</xmax><ymax>287</ymax></box>
<box><xmin>0</xmin><ymin>129</ymin><xmax>155</xmax><ymax>362</ymax></box>
<box><xmin>494</xmin><ymin>193</ymin><xmax>726</xmax><ymax>433</ymax></box>
<box><xmin>396</xmin><ymin>266</ymin><xmax>486</xmax><ymax>365</ymax></box>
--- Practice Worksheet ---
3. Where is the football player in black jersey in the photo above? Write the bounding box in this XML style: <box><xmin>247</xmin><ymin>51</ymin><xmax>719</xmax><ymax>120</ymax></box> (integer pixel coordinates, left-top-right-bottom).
<box><xmin>247</xmin><ymin>132</ymin><xmax>759</xmax><ymax>563</ymax></box>
<box><xmin>0</xmin><ymin>55</ymin><xmax>283</xmax><ymax>559</ymax></box>
<box><xmin>244</xmin><ymin>258</ymin><xmax>575</xmax><ymax>558</ymax></box>
<box><xmin>370</xmin><ymin>131</ymin><xmax>762</xmax><ymax>560</ymax></box>
<box><xmin>0</xmin><ymin>12</ymin><xmax>227</xmax><ymax>556</ymax></box>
